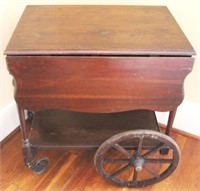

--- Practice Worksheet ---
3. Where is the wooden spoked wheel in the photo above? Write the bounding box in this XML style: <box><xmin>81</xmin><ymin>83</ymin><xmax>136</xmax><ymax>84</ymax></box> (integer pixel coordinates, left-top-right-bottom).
<box><xmin>94</xmin><ymin>130</ymin><xmax>180</xmax><ymax>188</ymax></box>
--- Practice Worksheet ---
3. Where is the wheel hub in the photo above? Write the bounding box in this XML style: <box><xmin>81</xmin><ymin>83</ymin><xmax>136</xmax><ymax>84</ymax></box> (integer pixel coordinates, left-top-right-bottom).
<box><xmin>131</xmin><ymin>157</ymin><xmax>145</xmax><ymax>172</ymax></box>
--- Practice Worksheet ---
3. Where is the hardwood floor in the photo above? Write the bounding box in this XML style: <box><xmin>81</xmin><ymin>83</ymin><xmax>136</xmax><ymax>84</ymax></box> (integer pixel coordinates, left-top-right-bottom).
<box><xmin>0</xmin><ymin>127</ymin><xmax>200</xmax><ymax>191</ymax></box>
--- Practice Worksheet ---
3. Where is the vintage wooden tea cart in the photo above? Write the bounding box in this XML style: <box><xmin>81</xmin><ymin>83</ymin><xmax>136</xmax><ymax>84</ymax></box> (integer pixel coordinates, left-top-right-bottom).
<box><xmin>5</xmin><ymin>5</ymin><xmax>195</xmax><ymax>187</ymax></box>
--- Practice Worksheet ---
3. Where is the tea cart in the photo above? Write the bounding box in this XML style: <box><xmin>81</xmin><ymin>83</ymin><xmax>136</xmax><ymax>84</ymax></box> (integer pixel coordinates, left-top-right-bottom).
<box><xmin>5</xmin><ymin>5</ymin><xmax>195</xmax><ymax>187</ymax></box>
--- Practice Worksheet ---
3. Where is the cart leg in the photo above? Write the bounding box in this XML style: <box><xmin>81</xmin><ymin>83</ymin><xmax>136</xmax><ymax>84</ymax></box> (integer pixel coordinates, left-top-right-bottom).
<box><xmin>22</xmin><ymin>139</ymin><xmax>36</xmax><ymax>168</ymax></box>
<box><xmin>165</xmin><ymin>109</ymin><xmax>177</xmax><ymax>137</ymax></box>
<box><xmin>17</xmin><ymin>105</ymin><xmax>49</xmax><ymax>174</ymax></box>
<box><xmin>17</xmin><ymin>105</ymin><xmax>34</xmax><ymax>166</ymax></box>
<box><xmin>160</xmin><ymin>109</ymin><xmax>177</xmax><ymax>155</ymax></box>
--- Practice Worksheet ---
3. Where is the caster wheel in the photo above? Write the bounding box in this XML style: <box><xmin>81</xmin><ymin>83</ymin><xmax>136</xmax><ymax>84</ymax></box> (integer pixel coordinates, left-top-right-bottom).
<box><xmin>31</xmin><ymin>157</ymin><xmax>49</xmax><ymax>174</ymax></box>
<box><xmin>94</xmin><ymin>130</ymin><xmax>180</xmax><ymax>188</ymax></box>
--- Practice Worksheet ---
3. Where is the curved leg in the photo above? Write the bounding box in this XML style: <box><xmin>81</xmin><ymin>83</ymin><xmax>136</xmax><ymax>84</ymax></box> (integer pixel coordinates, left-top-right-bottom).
<box><xmin>17</xmin><ymin>105</ymin><xmax>49</xmax><ymax>174</ymax></box>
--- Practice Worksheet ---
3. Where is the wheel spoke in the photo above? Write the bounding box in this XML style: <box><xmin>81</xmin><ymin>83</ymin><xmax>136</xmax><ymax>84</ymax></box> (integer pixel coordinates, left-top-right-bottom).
<box><xmin>145</xmin><ymin>158</ymin><xmax>173</xmax><ymax>163</ymax></box>
<box><xmin>113</xmin><ymin>143</ymin><xmax>132</xmax><ymax>159</ymax></box>
<box><xmin>111</xmin><ymin>164</ymin><xmax>131</xmax><ymax>177</ymax></box>
<box><xmin>133</xmin><ymin>168</ymin><xmax>138</xmax><ymax>182</ymax></box>
<box><xmin>137</xmin><ymin>136</ymin><xmax>144</xmax><ymax>155</ymax></box>
<box><xmin>142</xmin><ymin>143</ymin><xmax>167</xmax><ymax>158</ymax></box>
<box><xmin>143</xmin><ymin>165</ymin><xmax>160</xmax><ymax>178</ymax></box>
<box><xmin>103</xmin><ymin>158</ymin><xmax>130</xmax><ymax>164</ymax></box>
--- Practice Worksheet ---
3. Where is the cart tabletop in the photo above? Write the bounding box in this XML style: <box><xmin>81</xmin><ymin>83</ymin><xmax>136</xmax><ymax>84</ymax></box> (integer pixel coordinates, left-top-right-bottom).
<box><xmin>5</xmin><ymin>5</ymin><xmax>195</xmax><ymax>56</ymax></box>
<box><xmin>5</xmin><ymin>5</ymin><xmax>195</xmax><ymax>112</ymax></box>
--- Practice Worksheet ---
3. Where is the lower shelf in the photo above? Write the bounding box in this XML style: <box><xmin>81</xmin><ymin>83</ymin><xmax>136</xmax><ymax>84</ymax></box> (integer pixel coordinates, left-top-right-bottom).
<box><xmin>29</xmin><ymin>110</ymin><xmax>159</xmax><ymax>149</ymax></box>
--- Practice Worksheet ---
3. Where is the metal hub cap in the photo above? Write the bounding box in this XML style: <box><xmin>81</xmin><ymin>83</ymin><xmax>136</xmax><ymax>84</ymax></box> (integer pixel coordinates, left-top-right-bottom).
<box><xmin>131</xmin><ymin>157</ymin><xmax>144</xmax><ymax>172</ymax></box>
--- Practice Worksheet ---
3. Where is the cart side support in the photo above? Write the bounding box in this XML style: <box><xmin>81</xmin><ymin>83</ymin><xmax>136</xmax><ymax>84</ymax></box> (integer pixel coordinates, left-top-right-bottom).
<box><xmin>165</xmin><ymin>109</ymin><xmax>177</xmax><ymax>136</ymax></box>
<box><xmin>160</xmin><ymin>109</ymin><xmax>177</xmax><ymax>155</ymax></box>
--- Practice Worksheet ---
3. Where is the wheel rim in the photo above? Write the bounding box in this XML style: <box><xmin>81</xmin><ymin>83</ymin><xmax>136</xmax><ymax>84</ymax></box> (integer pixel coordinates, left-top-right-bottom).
<box><xmin>94</xmin><ymin>130</ymin><xmax>180</xmax><ymax>187</ymax></box>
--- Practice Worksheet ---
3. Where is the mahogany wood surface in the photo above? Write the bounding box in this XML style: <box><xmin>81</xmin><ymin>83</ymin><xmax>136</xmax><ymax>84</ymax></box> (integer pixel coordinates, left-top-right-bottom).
<box><xmin>5</xmin><ymin>5</ymin><xmax>195</xmax><ymax>113</ymax></box>
<box><xmin>5</xmin><ymin>5</ymin><xmax>195</xmax><ymax>56</ymax></box>
<box><xmin>7</xmin><ymin>56</ymin><xmax>194</xmax><ymax>112</ymax></box>
<box><xmin>29</xmin><ymin>110</ymin><xmax>159</xmax><ymax>148</ymax></box>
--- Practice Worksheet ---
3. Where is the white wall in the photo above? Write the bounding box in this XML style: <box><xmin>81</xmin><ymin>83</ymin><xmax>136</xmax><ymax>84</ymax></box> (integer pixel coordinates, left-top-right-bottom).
<box><xmin>1</xmin><ymin>0</ymin><xmax>200</xmax><ymax>141</ymax></box>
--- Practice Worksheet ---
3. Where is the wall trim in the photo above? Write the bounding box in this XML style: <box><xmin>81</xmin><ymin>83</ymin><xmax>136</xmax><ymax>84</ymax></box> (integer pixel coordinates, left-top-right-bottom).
<box><xmin>0</xmin><ymin>101</ymin><xmax>19</xmax><ymax>142</ymax></box>
<box><xmin>156</xmin><ymin>100</ymin><xmax>200</xmax><ymax>137</ymax></box>
<box><xmin>1</xmin><ymin>100</ymin><xmax>199</xmax><ymax>142</ymax></box>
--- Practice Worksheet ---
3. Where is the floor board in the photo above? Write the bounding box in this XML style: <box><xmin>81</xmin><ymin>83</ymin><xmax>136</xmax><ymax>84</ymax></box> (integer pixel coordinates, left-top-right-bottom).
<box><xmin>0</xmin><ymin>127</ymin><xmax>200</xmax><ymax>191</ymax></box>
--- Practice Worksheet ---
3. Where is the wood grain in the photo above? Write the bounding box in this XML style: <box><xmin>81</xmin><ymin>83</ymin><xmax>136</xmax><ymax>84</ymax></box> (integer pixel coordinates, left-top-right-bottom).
<box><xmin>1</xmin><ymin>126</ymin><xmax>199</xmax><ymax>191</ymax></box>
<box><xmin>7</xmin><ymin>56</ymin><xmax>194</xmax><ymax>112</ymax></box>
<box><xmin>5</xmin><ymin>5</ymin><xmax>195</xmax><ymax>56</ymax></box>
<box><xmin>28</xmin><ymin>110</ymin><xmax>159</xmax><ymax>148</ymax></box>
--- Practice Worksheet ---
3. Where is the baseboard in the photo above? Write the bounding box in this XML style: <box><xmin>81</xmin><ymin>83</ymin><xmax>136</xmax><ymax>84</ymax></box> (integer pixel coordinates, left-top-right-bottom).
<box><xmin>159</xmin><ymin>123</ymin><xmax>200</xmax><ymax>141</ymax></box>
<box><xmin>0</xmin><ymin>101</ymin><xmax>19</xmax><ymax>142</ymax></box>
<box><xmin>156</xmin><ymin>100</ymin><xmax>200</xmax><ymax>137</ymax></box>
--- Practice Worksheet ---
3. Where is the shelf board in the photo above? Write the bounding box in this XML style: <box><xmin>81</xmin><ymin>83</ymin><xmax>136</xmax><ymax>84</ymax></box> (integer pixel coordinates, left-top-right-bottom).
<box><xmin>29</xmin><ymin>110</ymin><xmax>159</xmax><ymax>149</ymax></box>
